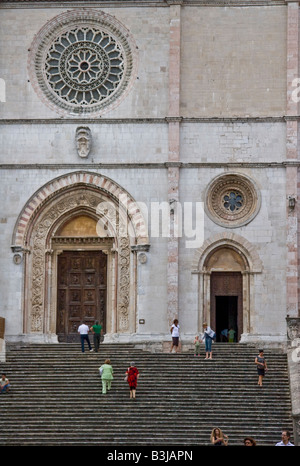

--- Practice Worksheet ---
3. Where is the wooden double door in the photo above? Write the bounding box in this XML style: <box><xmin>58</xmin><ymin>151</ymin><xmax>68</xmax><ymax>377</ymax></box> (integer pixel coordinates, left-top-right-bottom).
<box><xmin>210</xmin><ymin>272</ymin><xmax>243</xmax><ymax>342</ymax></box>
<box><xmin>57</xmin><ymin>251</ymin><xmax>107</xmax><ymax>342</ymax></box>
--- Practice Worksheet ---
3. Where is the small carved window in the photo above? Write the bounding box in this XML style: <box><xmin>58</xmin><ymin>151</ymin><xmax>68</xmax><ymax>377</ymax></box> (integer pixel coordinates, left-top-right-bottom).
<box><xmin>223</xmin><ymin>191</ymin><xmax>244</xmax><ymax>212</ymax></box>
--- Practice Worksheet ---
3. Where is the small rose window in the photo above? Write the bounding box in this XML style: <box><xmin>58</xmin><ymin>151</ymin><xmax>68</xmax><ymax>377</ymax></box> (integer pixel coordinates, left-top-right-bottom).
<box><xmin>205</xmin><ymin>174</ymin><xmax>261</xmax><ymax>228</ymax></box>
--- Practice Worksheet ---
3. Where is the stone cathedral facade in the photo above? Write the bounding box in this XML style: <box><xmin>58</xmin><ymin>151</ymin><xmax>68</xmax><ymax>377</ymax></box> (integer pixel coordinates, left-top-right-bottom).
<box><xmin>1</xmin><ymin>0</ymin><xmax>300</xmax><ymax>357</ymax></box>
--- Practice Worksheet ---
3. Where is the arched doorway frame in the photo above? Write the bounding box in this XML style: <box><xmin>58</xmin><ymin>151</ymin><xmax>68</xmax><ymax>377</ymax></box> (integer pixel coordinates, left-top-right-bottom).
<box><xmin>11</xmin><ymin>171</ymin><xmax>149</xmax><ymax>342</ymax></box>
<box><xmin>192</xmin><ymin>233</ymin><xmax>263</xmax><ymax>339</ymax></box>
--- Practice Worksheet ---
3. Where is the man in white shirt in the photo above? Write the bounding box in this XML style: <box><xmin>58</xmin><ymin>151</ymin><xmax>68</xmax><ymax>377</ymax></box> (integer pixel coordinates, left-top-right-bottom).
<box><xmin>78</xmin><ymin>321</ymin><xmax>93</xmax><ymax>353</ymax></box>
<box><xmin>275</xmin><ymin>430</ymin><xmax>294</xmax><ymax>446</ymax></box>
<box><xmin>170</xmin><ymin>319</ymin><xmax>180</xmax><ymax>353</ymax></box>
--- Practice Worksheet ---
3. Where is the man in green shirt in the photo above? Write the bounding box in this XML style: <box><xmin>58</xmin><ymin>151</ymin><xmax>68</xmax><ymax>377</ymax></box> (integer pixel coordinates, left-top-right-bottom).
<box><xmin>90</xmin><ymin>320</ymin><xmax>102</xmax><ymax>352</ymax></box>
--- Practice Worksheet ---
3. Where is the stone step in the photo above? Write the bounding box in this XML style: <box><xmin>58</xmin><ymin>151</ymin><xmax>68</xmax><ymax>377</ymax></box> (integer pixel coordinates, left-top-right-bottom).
<box><xmin>0</xmin><ymin>403</ymin><xmax>291</xmax><ymax>414</ymax></box>
<box><xmin>0</xmin><ymin>343</ymin><xmax>293</xmax><ymax>446</ymax></box>
<box><xmin>0</xmin><ymin>415</ymin><xmax>290</xmax><ymax>425</ymax></box>
<box><xmin>0</xmin><ymin>433</ymin><xmax>288</xmax><ymax>447</ymax></box>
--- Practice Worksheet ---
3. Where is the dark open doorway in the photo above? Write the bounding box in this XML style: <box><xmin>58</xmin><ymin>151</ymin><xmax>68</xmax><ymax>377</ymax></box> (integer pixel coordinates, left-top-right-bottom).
<box><xmin>215</xmin><ymin>296</ymin><xmax>238</xmax><ymax>342</ymax></box>
<box><xmin>210</xmin><ymin>272</ymin><xmax>242</xmax><ymax>342</ymax></box>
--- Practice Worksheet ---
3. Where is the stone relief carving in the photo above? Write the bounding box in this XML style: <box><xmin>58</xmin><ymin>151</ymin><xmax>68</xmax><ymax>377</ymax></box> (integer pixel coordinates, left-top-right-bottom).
<box><xmin>286</xmin><ymin>317</ymin><xmax>300</xmax><ymax>341</ymax></box>
<box><xmin>13</xmin><ymin>253</ymin><xmax>23</xmax><ymax>265</ymax></box>
<box><xmin>138</xmin><ymin>252</ymin><xmax>147</xmax><ymax>264</ymax></box>
<box><xmin>76</xmin><ymin>127</ymin><xmax>92</xmax><ymax>158</ymax></box>
<box><xmin>118</xmin><ymin>236</ymin><xmax>131</xmax><ymax>332</ymax></box>
<box><xmin>29</xmin><ymin>190</ymin><xmax>131</xmax><ymax>333</ymax></box>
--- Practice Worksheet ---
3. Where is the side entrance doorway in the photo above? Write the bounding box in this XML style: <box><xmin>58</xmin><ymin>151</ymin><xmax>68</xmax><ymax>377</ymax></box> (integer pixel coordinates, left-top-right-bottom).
<box><xmin>210</xmin><ymin>272</ymin><xmax>243</xmax><ymax>342</ymax></box>
<box><xmin>57</xmin><ymin>250</ymin><xmax>107</xmax><ymax>342</ymax></box>
<box><xmin>195</xmin><ymin>236</ymin><xmax>263</xmax><ymax>344</ymax></box>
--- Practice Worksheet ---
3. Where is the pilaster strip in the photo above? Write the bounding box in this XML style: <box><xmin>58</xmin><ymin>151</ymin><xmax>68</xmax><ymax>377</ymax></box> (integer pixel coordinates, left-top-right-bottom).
<box><xmin>286</xmin><ymin>3</ymin><xmax>299</xmax><ymax>317</ymax></box>
<box><xmin>167</xmin><ymin>3</ymin><xmax>181</xmax><ymax>324</ymax></box>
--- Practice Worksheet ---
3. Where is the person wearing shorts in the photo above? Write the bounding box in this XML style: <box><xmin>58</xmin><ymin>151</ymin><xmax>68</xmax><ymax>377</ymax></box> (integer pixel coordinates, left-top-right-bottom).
<box><xmin>170</xmin><ymin>319</ymin><xmax>180</xmax><ymax>353</ymax></box>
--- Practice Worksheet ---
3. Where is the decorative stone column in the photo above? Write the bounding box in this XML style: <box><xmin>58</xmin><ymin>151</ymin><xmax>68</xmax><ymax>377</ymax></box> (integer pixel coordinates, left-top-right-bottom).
<box><xmin>286</xmin><ymin>5</ymin><xmax>300</xmax><ymax>445</ymax></box>
<box><xmin>286</xmin><ymin>316</ymin><xmax>300</xmax><ymax>446</ymax></box>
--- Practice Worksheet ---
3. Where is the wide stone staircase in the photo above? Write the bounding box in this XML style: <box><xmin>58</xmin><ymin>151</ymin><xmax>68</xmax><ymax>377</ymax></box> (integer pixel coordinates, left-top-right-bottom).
<box><xmin>0</xmin><ymin>342</ymin><xmax>294</xmax><ymax>446</ymax></box>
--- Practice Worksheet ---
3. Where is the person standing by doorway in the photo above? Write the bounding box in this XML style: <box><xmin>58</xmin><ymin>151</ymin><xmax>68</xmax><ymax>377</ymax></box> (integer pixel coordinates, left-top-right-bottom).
<box><xmin>78</xmin><ymin>321</ymin><xmax>93</xmax><ymax>353</ymax></box>
<box><xmin>220</xmin><ymin>328</ymin><xmax>228</xmax><ymax>342</ymax></box>
<box><xmin>202</xmin><ymin>323</ymin><xmax>215</xmax><ymax>359</ymax></box>
<box><xmin>255</xmin><ymin>349</ymin><xmax>268</xmax><ymax>386</ymax></box>
<box><xmin>228</xmin><ymin>327</ymin><xmax>236</xmax><ymax>342</ymax></box>
<box><xmin>90</xmin><ymin>320</ymin><xmax>102</xmax><ymax>353</ymax></box>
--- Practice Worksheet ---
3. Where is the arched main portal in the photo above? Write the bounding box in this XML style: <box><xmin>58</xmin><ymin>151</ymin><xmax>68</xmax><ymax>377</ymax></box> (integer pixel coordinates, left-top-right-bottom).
<box><xmin>11</xmin><ymin>171</ymin><xmax>149</xmax><ymax>343</ymax></box>
<box><xmin>54</xmin><ymin>215</ymin><xmax>110</xmax><ymax>342</ymax></box>
<box><xmin>193</xmin><ymin>233</ymin><xmax>263</xmax><ymax>342</ymax></box>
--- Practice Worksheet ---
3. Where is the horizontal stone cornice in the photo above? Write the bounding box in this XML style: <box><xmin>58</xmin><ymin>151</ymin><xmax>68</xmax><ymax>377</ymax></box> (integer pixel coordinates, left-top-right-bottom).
<box><xmin>0</xmin><ymin>0</ymin><xmax>287</xmax><ymax>7</ymax></box>
<box><xmin>0</xmin><ymin>116</ymin><xmax>291</xmax><ymax>125</ymax></box>
<box><xmin>51</xmin><ymin>236</ymin><xmax>114</xmax><ymax>245</ymax></box>
<box><xmin>0</xmin><ymin>161</ymin><xmax>294</xmax><ymax>169</ymax></box>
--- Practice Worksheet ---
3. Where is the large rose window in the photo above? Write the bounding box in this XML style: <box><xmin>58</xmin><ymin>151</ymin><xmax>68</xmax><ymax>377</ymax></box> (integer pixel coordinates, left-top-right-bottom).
<box><xmin>28</xmin><ymin>10</ymin><xmax>138</xmax><ymax>116</ymax></box>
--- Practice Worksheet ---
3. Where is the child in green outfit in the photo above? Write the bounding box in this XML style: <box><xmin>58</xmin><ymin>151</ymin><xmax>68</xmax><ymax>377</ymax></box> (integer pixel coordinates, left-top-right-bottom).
<box><xmin>194</xmin><ymin>335</ymin><xmax>201</xmax><ymax>356</ymax></box>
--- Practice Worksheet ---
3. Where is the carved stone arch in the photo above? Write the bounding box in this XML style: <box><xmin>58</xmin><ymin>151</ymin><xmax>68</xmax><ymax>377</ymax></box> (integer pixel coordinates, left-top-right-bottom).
<box><xmin>192</xmin><ymin>232</ymin><xmax>262</xmax><ymax>341</ymax></box>
<box><xmin>11</xmin><ymin>171</ymin><xmax>149</xmax><ymax>342</ymax></box>
<box><xmin>12</xmin><ymin>171</ymin><xmax>149</xmax><ymax>249</ymax></box>
<box><xmin>192</xmin><ymin>232</ymin><xmax>263</xmax><ymax>274</ymax></box>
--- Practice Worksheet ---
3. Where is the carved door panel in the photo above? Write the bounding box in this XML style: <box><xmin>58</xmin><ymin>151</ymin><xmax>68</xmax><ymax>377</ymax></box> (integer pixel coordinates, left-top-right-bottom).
<box><xmin>210</xmin><ymin>272</ymin><xmax>243</xmax><ymax>341</ymax></box>
<box><xmin>57</xmin><ymin>251</ymin><xmax>107</xmax><ymax>342</ymax></box>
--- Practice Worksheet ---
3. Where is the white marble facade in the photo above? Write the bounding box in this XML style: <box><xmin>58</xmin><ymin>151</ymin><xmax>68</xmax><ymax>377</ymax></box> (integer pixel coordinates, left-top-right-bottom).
<box><xmin>0</xmin><ymin>1</ymin><xmax>297</xmax><ymax>348</ymax></box>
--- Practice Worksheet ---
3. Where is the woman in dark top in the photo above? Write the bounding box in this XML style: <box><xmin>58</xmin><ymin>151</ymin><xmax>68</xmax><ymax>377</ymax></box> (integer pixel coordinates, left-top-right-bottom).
<box><xmin>255</xmin><ymin>349</ymin><xmax>268</xmax><ymax>386</ymax></box>
<box><xmin>125</xmin><ymin>362</ymin><xmax>139</xmax><ymax>399</ymax></box>
<box><xmin>210</xmin><ymin>427</ymin><xmax>229</xmax><ymax>446</ymax></box>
